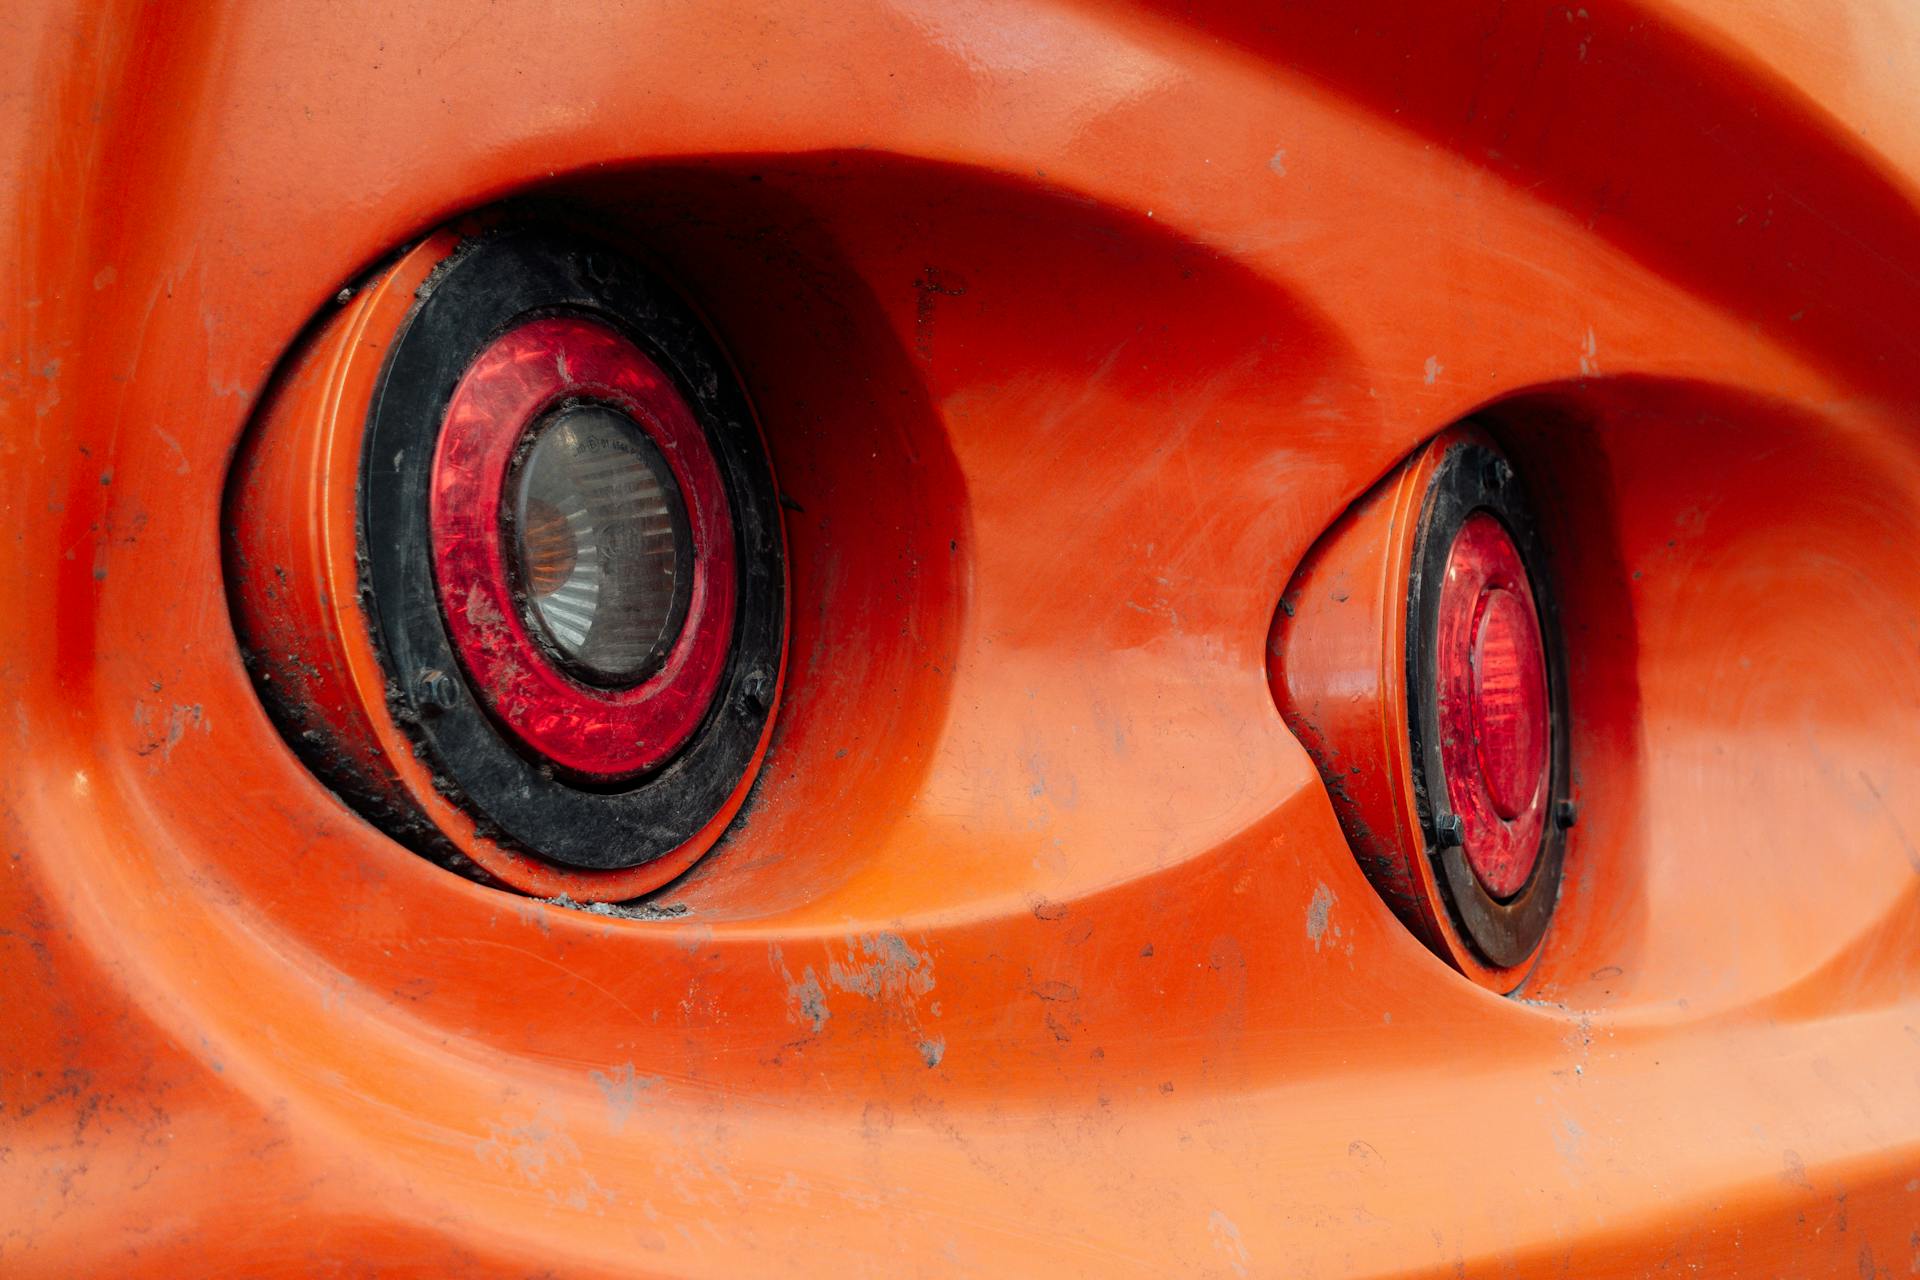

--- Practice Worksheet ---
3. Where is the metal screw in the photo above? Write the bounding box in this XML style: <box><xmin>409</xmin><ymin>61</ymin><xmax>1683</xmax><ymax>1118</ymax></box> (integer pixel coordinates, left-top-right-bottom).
<box><xmin>1555</xmin><ymin>799</ymin><xmax>1579</xmax><ymax>829</ymax></box>
<box><xmin>739</xmin><ymin>668</ymin><xmax>773</xmax><ymax>714</ymax></box>
<box><xmin>415</xmin><ymin>668</ymin><xmax>458</xmax><ymax>713</ymax></box>
<box><xmin>1432</xmin><ymin>812</ymin><xmax>1465</xmax><ymax>847</ymax></box>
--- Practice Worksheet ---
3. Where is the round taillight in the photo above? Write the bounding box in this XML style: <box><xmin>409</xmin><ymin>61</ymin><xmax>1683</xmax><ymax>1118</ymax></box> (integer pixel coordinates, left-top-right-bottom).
<box><xmin>428</xmin><ymin>314</ymin><xmax>735</xmax><ymax>779</ymax></box>
<box><xmin>226</xmin><ymin>226</ymin><xmax>787</xmax><ymax>899</ymax></box>
<box><xmin>1268</xmin><ymin>428</ymin><xmax>1570</xmax><ymax>990</ymax></box>
<box><xmin>1434</xmin><ymin>511</ymin><xmax>1551</xmax><ymax>898</ymax></box>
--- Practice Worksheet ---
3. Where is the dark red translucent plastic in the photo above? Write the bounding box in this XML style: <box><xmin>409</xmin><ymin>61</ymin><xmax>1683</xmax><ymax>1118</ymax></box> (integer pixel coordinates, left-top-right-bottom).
<box><xmin>1436</xmin><ymin>511</ymin><xmax>1550</xmax><ymax>897</ymax></box>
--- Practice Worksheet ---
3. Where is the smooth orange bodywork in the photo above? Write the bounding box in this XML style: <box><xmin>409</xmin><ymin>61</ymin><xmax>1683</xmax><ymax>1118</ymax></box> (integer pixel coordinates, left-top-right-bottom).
<box><xmin>6</xmin><ymin>1</ymin><xmax>1920</xmax><ymax>1275</ymax></box>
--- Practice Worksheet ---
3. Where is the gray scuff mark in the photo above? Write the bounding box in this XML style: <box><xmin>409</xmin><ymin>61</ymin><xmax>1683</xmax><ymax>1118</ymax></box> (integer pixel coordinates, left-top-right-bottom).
<box><xmin>794</xmin><ymin>971</ymin><xmax>830</xmax><ymax>1032</ymax></box>
<box><xmin>589</xmin><ymin>1062</ymin><xmax>657</xmax><ymax>1134</ymax></box>
<box><xmin>1424</xmin><ymin>355</ymin><xmax>1443</xmax><ymax>385</ymax></box>
<box><xmin>35</xmin><ymin>372</ymin><xmax>61</xmax><ymax>422</ymax></box>
<box><xmin>771</xmin><ymin>944</ymin><xmax>830</xmax><ymax>1034</ymax></box>
<box><xmin>1208</xmin><ymin>1209</ymin><xmax>1251</xmax><ymax>1278</ymax></box>
<box><xmin>153</xmin><ymin>426</ymin><xmax>190</xmax><ymax>475</ymax></box>
<box><xmin>1306</xmin><ymin>883</ymin><xmax>1336</xmax><ymax>951</ymax></box>
<box><xmin>513</xmin><ymin>897</ymin><xmax>553</xmax><ymax>938</ymax></box>
<box><xmin>543</xmin><ymin>895</ymin><xmax>689</xmax><ymax>922</ymax></box>
<box><xmin>133</xmin><ymin>701</ymin><xmax>207</xmax><ymax>763</ymax></box>
<box><xmin>672</xmin><ymin>921</ymin><xmax>715</xmax><ymax>955</ymax></box>
<box><xmin>774</xmin><ymin>935</ymin><xmax>943</xmax><ymax>1064</ymax></box>
<box><xmin>474</xmin><ymin>1102</ymin><xmax>614</xmax><ymax>1213</ymax></box>
<box><xmin>1566</xmin><ymin>1014</ymin><xmax>1595</xmax><ymax>1063</ymax></box>
<box><xmin>1553</xmin><ymin>1114</ymin><xmax>1587</xmax><ymax>1165</ymax></box>
<box><xmin>1579</xmin><ymin>326</ymin><xmax>1600</xmax><ymax>376</ymax></box>
<box><xmin>1024</xmin><ymin>752</ymin><xmax>1079</xmax><ymax>809</ymax></box>
<box><xmin>1268</xmin><ymin>148</ymin><xmax>1287</xmax><ymax>177</ymax></box>
<box><xmin>828</xmin><ymin>932</ymin><xmax>935</xmax><ymax>1001</ymax></box>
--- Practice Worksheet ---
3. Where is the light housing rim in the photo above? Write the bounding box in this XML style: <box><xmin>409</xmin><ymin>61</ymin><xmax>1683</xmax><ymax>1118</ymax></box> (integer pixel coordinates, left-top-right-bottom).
<box><xmin>1404</xmin><ymin>435</ymin><xmax>1570</xmax><ymax>968</ymax></box>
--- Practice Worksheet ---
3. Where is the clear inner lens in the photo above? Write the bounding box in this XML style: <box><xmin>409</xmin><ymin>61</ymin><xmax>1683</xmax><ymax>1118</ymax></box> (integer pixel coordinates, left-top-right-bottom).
<box><xmin>511</xmin><ymin>403</ymin><xmax>687</xmax><ymax>684</ymax></box>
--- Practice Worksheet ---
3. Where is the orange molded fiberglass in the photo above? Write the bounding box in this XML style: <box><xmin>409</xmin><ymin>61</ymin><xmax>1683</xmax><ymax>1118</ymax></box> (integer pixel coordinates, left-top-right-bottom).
<box><xmin>5</xmin><ymin>1</ymin><xmax>1920</xmax><ymax>1276</ymax></box>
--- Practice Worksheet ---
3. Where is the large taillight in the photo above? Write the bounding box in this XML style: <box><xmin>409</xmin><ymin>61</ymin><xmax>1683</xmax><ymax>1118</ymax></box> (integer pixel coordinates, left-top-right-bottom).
<box><xmin>1269</xmin><ymin>429</ymin><xmax>1570</xmax><ymax>990</ymax></box>
<box><xmin>426</xmin><ymin>313</ymin><xmax>735</xmax><ymax>779</ymax></box>
<box><xmin>225</xmin><ymin>226</ymin><xmax>786</xmax><ymax>900</ymax></box>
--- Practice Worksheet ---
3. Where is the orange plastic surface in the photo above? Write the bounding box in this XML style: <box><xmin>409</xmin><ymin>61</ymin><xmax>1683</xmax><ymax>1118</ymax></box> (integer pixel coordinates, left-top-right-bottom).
<box><xmin>7</xmin><ymin>0</ymin><xmax>1920</xmax><ymax>1275</ymax></box>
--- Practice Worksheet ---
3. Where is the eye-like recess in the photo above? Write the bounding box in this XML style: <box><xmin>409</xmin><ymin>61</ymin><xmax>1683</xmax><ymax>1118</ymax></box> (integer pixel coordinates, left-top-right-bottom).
<box><xmin>226</xmin><ymin>225</ymin><xmax>786</xmax><ymax>900</ymax></box>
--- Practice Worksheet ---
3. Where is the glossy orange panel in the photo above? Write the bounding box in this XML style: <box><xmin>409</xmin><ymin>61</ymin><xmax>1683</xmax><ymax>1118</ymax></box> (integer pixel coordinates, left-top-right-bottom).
<box><xmin>5</xmin><ymin>0</ymin><xmax>1920</xmax><ymax>1275</ymax></box>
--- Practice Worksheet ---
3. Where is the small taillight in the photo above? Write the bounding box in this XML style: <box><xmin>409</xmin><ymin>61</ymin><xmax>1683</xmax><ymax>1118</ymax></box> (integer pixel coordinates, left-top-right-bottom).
<box><xmin>1269</xmin><ymin>428</ymin><xmax>1570</xmax><ymax>991</ymax></box>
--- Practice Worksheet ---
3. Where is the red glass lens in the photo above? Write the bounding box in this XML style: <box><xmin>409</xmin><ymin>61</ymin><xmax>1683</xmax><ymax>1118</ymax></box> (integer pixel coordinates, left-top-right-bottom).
<box><xmin>1435</xmin><ymin>511</ymin><xmax>1551</xmax><ymax>898</ymax></box>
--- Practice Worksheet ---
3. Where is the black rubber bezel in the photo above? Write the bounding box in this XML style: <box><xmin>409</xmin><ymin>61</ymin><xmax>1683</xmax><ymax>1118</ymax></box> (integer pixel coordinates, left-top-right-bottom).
<box><xmin>502</xmin><ymin>397</ymin><xmax>697</xmax><ymax>690</ymax></box>
<box><xmin>361</xmin><ymin>228</ymin><xmax>785</xmax><ymax>871</ymax></box>
<box><xmin>1404</xmin><ymin>437</ymin><xmax>1570</xmax><ymax>968</ymax></box>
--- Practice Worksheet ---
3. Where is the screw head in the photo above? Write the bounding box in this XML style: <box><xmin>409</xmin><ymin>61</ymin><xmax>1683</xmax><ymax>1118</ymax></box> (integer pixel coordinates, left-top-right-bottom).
<box><xmin>415</xmin><ymin>668</ymin><xmax>459</xmax><ymax>713</ymax></box>
<box><xmin>738</xmin><ymin>668</ymin><xmax>774</xmax><ymax>714</ymax></box>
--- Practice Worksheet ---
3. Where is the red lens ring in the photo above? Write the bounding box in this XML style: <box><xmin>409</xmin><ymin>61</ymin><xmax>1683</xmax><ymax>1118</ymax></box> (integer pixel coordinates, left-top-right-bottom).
<box><xmin>430</xmin><ymin>314</ymin><xmax>736</xmax><ymax>778</ymax></box>
<box><xmin>1434</xmin><ymin>511</ymin><xmax>1550</xmax><ymax>898</ymax></box>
